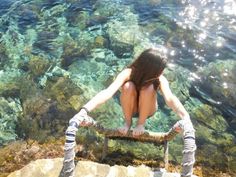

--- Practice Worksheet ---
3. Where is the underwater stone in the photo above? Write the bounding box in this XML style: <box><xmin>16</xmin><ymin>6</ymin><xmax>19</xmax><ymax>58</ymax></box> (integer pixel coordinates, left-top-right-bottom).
<box><xmin>19</xmin><ymin>95</ymin><xmax>60</xmax><ymax>141</ymax></box>
<box><xmin>106</xmin><ymin>20</ymin><xmax>135</xmax><ymax>57</ymax></box>
<box><xmin>43</xmin><ymin>76</ymin><xmax>84</xmax><ymax>112</ymax></box>
<box><xmin>192</xmin><ymin>59</ymin><xmax>236</xmax><ymax>132</ymax></box>
<box><xmin>0</xmin><ymin>97</ymin><xmax>22</xmax><ymax>145</ymax></box>
<box><xmin>28</xmin><ymin>55</ymin><xmax>50</xmax><ymax>78</ymax></box>
<box><xmin>142</xmin><ymin>14</ymin><xmax>173</xmax><ymax>43</ymax></box>
<box><xmin>91</xmin><ymin>0</ymin><xmax>122</xmax><ymax>25</ymax></box>
<box><xmin>0</xmin><ymin>69</ymin><xmax>25</xmax><ymax>98</ymax></box>
<box><xmin>106</xmin><ymin>8</ymin><xmax>145</xmax><ymax>57</ymax></box>
<box><xmin>191</xmin><ymin>104</ymin><xmax>228</xmax><ymax>132</ymax></box>
<box><xmin>167</xmin><ymin>27</ymin><xmax>202</xmax><ymax>49</ymax></box>
<box><xmin>9</xmin><ymin>70</ymin><xmax>84</xmax><ymax>142</ymax></box>
<box><xmin>197</xmin><ymin>144</ymin><xmax>224</xmax><ymax>165</ymax></box>
<box><xmin>0</xmin><ymin>0</ymin><xmax>15</xmax><ymax>15</ymax></box>
<box><xmin>33</xmin><ymin>31</ymin><xmax>59</xmax><ymax>52</ymax></box>
<box><xmin>17</xmin><ymin>8</ymin><xmax>39</xmax><ymax>28</ymax></box>
<box><xmin>0</xmin><ymin>43</ymin><xmax>9</xmax><ymax>69</ymax></box>
<box><xmin>186</xmin><ymin>99</ymin><xmax>235</xmax><ymax>173</ymax></box>
<box><xmin>94</xmin><ymin>35</ymin><xmax>107</xmax><ymax>48</ymax></box>
<box><xmin>66</xmin><ymin>10</ymin><xmax>90</xmax><ymax>29</ymax></box>
<box><xmin>60</xmin><ymin>29</ymin><xmax>104</xmax><ymax>69</ymax></box>
<box><xmin>227</xmin><ymin>146</ymin><xmax>236</xmax><ymax>173</ymax></box>
<box><xmin>49</xmin><ymin>4</ymin><xmax>68</xmax><ymax>17</ymax></box>
<box><xmin>17</xmin><ymin>76</ymin><xmax>39</xmax><ymax>101</ymax></box>
<box><xmin>60</xmin><ymin>39</ymin><xmax>85</xmax><ymax>68</ymax></box>
<box><xmin>197</xmin><ymin>60</ymin><xmax>236</xmax><ymax>106</ymax></box>
<box><xmin>39</xmin><ymin>66</ymin><xmax>70</xmax><ymax>88</ymax></box>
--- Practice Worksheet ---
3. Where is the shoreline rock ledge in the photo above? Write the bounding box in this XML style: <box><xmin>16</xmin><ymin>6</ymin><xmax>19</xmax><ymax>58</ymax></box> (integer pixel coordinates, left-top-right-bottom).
<box><xmin>7</xmin><ymin>158</ymin><xmax>198</xmax><ymax>177</ymax></box>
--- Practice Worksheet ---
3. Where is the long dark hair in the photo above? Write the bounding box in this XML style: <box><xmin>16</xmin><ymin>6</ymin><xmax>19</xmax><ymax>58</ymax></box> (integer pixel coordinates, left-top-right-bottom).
<box><xmin>128</xmin><ymin>48</ymin><xmax>167</xmax><ymax>90</ymax></box>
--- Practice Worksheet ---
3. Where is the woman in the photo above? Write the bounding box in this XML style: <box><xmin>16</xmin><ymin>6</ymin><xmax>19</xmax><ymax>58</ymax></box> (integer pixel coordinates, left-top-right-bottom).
<box><xmin>77</xmin><ymin>48</ymin><xmax>191</xmax><ymax>136</ymax></box>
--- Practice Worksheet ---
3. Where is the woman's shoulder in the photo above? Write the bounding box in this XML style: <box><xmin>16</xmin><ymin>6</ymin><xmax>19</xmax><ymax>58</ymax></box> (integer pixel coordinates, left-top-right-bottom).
<box><xmin>159</xmin><ymin>75</ymin><xmax>171</xmax><ymax>94</ymax></box>
<box><xmin>159</xmin><ymin>75</ymin><xmax>171</xmax><ymax>89</ymax></box>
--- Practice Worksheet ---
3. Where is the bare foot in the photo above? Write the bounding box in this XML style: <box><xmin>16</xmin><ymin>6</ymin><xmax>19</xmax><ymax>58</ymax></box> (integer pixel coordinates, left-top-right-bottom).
<box><xmin>132</xmin><ymin>124</ymin><xmax>145</xmax><ymax>136</ymax></box>
<box><xmin>118</xmin><ymin>123</ymin><xmax>130</xmax><ymax>135</ymax></box>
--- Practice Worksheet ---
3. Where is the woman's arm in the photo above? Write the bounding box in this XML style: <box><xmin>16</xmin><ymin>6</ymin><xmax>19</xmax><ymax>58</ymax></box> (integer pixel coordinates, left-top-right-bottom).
<box><xmin>81</xmin><ymin>68</ymin><xmax>132</xmax><ymax>112</ymax></box>
<box><xmin>159</xmin><ymin>75</ymin><xmax>196</xmax><ymax>177</ymax></box>
<box><xmin>159</xmin><ymin>75</ymin><xmax>190</xmax><ymax>120</ymax></box>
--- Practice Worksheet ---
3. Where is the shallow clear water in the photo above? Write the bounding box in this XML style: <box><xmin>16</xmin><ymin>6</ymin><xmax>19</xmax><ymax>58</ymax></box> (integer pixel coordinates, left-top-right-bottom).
<box><xmin>0</xmin><ymin>0</ymin><xmax>236</xmax><ymax>173</ymax></box>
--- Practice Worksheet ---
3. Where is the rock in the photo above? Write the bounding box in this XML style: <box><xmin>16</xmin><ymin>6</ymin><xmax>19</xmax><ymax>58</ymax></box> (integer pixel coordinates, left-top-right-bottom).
<box><xmin>196</xmin><ymin>60</ymin><xmax>236</xmax><ymax>108</ymax></box>
<box><xmin>227</xmin><ymin>146</ymin><xmax>236</xmax><ymax>173</ymax></box>
<box><xmin>184</xmin><ymin>98</ymin><xmax>235</xmax><ymax>173</ymax></box>
<box><xmin>0</xmin><ymin>43</ymin><xmax>9</xmax><ymax>69</ymax></box>
<box><xmin>28</xmin><ymin>55</ymin><xmax>50</xmax><ymax>78</ymax></box>
<box><xmin>0</xmin><ymin>97</ymin><xmax>22</xmax><ymax>145</ymax></box>
<box><xmin>43</xmin><ymin>75</ymin><xmax>84</xmax><ymax>112</ymax></box>
<box><xmin>33</xmin><ymin>31</ymin><xmax>59</xmax><ymax>52</ymax></box>
<box><xmin>93</xmin><ymin>0</ymin><xmax>119</xmax><ymax>20</ymax></box>
<box><xmin>25</xmin><ymin>145</ymin><xmax>40</xmax><ymax>157</ymax></box>
<box><xmin>7</xmin><ymin>158</ymin><xmax>198</xmax><ymax>177</ymax></box>
<box><xmin>0</xmin><ymin>69</ymin><xmax>23</xmax><ymax>98</ymax></box>
<box><xmin>105</xmin><ymin>7</ymin><xmax>150</xmax><ymax>57</ymax></box>
<box><xmin>17</xmin><ymin>72</ymin><xmax>86</xmax><ymax>141</ymax></box>
<box><xmin>17</xmin><ymin>8</ymin><xmax>39</xmax><ymax>28</ymax></box>
<box><xmin>75</xmin><ymin>161</ymin><xmax>111</xmax><ymax>176</ymax></box>
<box><xmin>66</xmin><ymin>8</ymin><xmax>90</xmax><ymax>29</ymax></box>
<box><xmin>60</xmin><ymin>39</ymin><xmax>85</xmax><ymax>68</ymax></box>
<box><xmin>7</xmin><ymin>158</ymin><xmax>63</xmax><ymax>177</ymax></box>
<box><xmin>192</xmin><ymin>60</ymin><xmax>236</xmax><ymax>131</ymax></box>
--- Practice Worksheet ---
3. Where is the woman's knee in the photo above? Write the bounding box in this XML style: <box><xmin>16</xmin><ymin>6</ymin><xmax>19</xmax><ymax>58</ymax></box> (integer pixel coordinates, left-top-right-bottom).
<box><xmin>121</xmin><ymin>81</ymin><xmax>136</xmax><ymax>95</ymax></box>
<box><xmin>140</xmin><ymin>84</ymin><xmax>155</xmax><ymax>96</ymax></box>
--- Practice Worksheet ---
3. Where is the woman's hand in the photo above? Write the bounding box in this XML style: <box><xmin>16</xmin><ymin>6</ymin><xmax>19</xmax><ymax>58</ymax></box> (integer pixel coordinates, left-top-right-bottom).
<box><xmin>70</xmin><ymin>108</ymin><xmax>95</xmax><ymax>127</ymax></box>
<box><xmin>77</xmin><ymin>108</ymin><xmax>88</xmax><ymax>117</ymax></box>
<box><xmin>173</xmin><ymin>121</ymin><xmax>182</xmax><ymax>133</ymax></box>
<box><xmin>173</xmin><ymin>118</ymin><xmax>195</xmax><ymax>135</ymax></box>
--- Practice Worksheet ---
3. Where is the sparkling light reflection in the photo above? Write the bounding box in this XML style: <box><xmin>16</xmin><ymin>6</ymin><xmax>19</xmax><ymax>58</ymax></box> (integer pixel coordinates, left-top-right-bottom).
<box><xmin>224</xmin><ymin>0</ymin><xmax>236</xmax><ymax>15</ymax></box>
<box><xmin>189</xmin><ymin>72</ymin><xmax>201</xmax><ymax>81</ymax></box>
<box><xmin>170</xmin><ymin>0</ymin><xmax>236</xmax><ymax>74</ymax></box>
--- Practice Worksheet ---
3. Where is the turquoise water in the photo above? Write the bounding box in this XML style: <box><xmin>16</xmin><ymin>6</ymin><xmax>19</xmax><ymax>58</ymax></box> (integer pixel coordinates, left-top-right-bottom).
<box><xmin>0</xmin><ymin>0</ymin><xmax>236</xmax><ymax>174</ymax></box>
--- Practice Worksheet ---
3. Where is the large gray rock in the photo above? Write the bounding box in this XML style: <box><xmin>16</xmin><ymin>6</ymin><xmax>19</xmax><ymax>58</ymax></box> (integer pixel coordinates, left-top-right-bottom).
<box><xmin>7</xmin><ymin>158</ymin><xmax>198</xmax><ymax>177</ymax></box>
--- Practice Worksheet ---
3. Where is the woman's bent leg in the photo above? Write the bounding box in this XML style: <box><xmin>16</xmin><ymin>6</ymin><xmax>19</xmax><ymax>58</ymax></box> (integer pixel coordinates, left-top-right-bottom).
<box><xmin>119</xmin><ymin>81</ymin><xmax>137</xmax><ymax>134</ymax></box>
<box><xmin>133</xmin><ymin>84</ymin><xmax>157</xmax><ymax>136</ymax></box>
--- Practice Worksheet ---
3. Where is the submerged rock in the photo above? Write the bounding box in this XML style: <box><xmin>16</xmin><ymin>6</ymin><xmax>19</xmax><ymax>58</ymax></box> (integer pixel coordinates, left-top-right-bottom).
<box><xmin>197</xmin><ymin>60</ymin><xmax>236</xmax><ymax>107</ymax></box>
<box><xmin>0</xmin><ymin>69</ymin><xmax>23</xmax><ymax>98</ymax></box>
<box><xmin>0</xmin><ymin>43</ymin><xmax>9</xmax><ymax>69</ymax></box>
<box><xmin>0</xmin><ymin>97</ymin><xmax>22</xmax><ymax>145</ymax></box>
<box><xmin>60</xmin><ymin>38</ymin><xmax>87</xmax><ymax>68</ymax></box>
<box><xmin>105</xmin><ymin>7</ymin><xmax>149</xmax><ymax>57</ymax></box>
<box><xmin>33</xmin><ymin>31</ymin><xmax>59</xmax><ymax>52</ymax></box>
<box><xmin>184</xmin><ymin>98</ymin><xmax>236</xmax><ymax>173</ymax></box>
<box><xmin>7</xmin><ymin>158</ymin><xmax>197</xmax><ymax>177</ymax></box>
<box><xmin>191</xmin><ymin>59</ymin><xmax>236</xmax><ymax>131</ymax></box>
<box><xmin>28</xmin><ymin>55</ymin><xmax>51</xmax><ymax>78</ymax></box>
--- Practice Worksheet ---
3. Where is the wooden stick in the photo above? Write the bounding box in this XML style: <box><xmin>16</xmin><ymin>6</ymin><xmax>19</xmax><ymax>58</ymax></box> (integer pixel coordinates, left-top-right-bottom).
<box><xmin>92</xmin><ymin>124</ymin><xmax>178</xmax><ymax>144</ymax></box>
